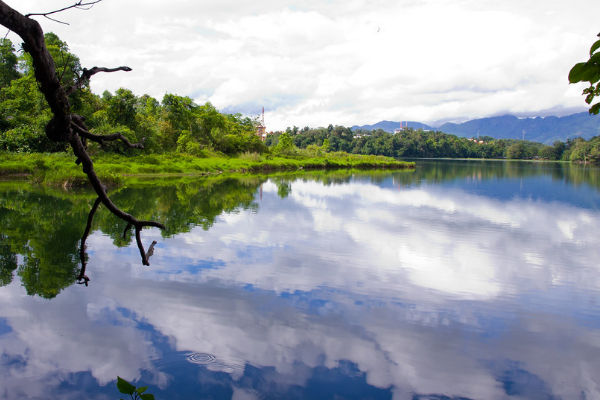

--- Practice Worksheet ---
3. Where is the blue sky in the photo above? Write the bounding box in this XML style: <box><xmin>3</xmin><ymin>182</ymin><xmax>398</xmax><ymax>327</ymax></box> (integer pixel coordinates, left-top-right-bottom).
<box><xmin>7</xmin><ymin>0</ymin><xmax>600</xmax><ymax>129</ymax></box>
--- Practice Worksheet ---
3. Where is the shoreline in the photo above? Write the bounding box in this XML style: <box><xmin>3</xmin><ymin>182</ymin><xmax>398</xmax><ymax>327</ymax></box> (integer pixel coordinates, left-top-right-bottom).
<box><xmin>0</xmin><ymin>152</ymin><xmax>415</xmax><ymax>187</ymax></box>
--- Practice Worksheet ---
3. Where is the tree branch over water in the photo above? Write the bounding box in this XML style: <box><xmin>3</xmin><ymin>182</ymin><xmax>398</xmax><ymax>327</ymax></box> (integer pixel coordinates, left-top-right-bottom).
<box><xmin>0</xmin><ymin>1</ymin><xmax>165</xmax><ymax>272</ymax></box>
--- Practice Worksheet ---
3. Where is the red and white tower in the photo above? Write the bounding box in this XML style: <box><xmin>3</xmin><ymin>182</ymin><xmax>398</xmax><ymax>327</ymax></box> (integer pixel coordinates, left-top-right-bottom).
<box><xmin>256</xmin><ymin>107</ymin><xmax>267</xmax><ymax>141</ymax></box>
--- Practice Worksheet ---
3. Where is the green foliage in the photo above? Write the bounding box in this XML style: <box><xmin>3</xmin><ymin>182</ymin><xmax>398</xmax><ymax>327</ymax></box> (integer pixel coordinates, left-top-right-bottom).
<box><xmin>274</xmin><ymin>132</ymin><xmax>297</xmax><ymax>155</ymax></box>
<box><xmin>105</xmin><ymin>88</ymin><xmax>139</xmax><ymax>131</ymax></box>
<box><xmin>506</xmin><ymin>142</ymin><xmax>526</xmax><ymax>159</ymax></box>
<box><xmin>176</xmin><ymin>130</ymin><xmax>207</xmax><ymax>157</ymax></box>
<box><xmin>0</xmin><ymin>152</ymin><xmax>414</xmax><ymax>188</ymax></box>
<box><xmin>569</xmin><ymin>33</ymin><xmax>600</xmax><ymax>115</ymax></box>
<box><xmin>0</xmin><ymin>33</ymin><xmax>267</xmax><ymax>156</ymax></box>
<box><xmin>117</xmin><ymin>377</ymin><xmax>155</xmax><ymax>400</ymax></box>
<box><xmin>0</xmin><ymin>33</ymin><xmax>80</xmax><ymax>152</ymax></box>
<box><xmin>566</xmin><ymin>136</ymin><xmax>600</xmax><ymax>163</ymax></box>
<box><xmin>43</xmin><ymin>32</ymin><xmax>82</xmax><ymax>87</ymax></box>
<box><xmin>269</xmin><ymin>126</ymin><xmax>556</xmax><ymax>160</ymax></box>
<box><xmin>0</xmin><ymin>39</ymin><xmax>20</xmax><ymax>89</ymax></box>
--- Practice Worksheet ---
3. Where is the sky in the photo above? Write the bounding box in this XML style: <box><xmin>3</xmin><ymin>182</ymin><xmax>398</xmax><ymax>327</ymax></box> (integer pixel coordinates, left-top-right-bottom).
<box><xmin>5</xmin><ymin>0</ymin><xmax>600</xmax><ymax>130</ymax></box>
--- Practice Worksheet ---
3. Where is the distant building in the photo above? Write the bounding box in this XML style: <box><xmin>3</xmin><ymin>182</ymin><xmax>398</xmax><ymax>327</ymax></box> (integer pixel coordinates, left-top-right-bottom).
<box><xmin>256</xmin><ymin>107</ymin><xmax>268</xmax><ymax>141</ymax></box>
<box><xmin>394</xmin><ymin>121</ymin><xmax>407</xmax><ymax>134</ymax></box>
<box><xmin>467</xmin><ymin>138</ymin><xmax>485</xmax><ymax>144</ymax></box>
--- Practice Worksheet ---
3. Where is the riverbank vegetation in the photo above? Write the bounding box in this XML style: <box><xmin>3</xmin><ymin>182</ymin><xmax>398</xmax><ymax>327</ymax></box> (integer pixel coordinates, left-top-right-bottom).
<box><xmin>0</xmin><ymin>34</ymin><xmax>411</xmax><ymax>186</ymax></box>
<box><xmin>266</xmin><ymin>126</ymin><xmax>599</xmax><ymax>162</ymax></box>
<box><xmin>0</xmin><ymin>150</ymin><xmax>413</xmax><ymax>186</ymax></box>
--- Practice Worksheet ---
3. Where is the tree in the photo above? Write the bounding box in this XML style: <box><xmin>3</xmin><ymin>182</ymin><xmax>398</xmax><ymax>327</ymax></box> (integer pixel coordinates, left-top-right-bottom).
<box><xmin>506</xmin><ymin>142</ymin><xmax>526</xmax><ymax>159</ymax></box>
<box><xmin>274</xmin><ymin>131</ymin><xmax>297</xmax><ymax>155</ymax></box>
<box><xmin>553</xmin><ymin>140</ymin><xmax>566</xmax><ymax>159</ymax></box>
<box><xmin>569</xmin><ymin>33</ymin><xmax>600</xmax><ymax>115</ymax></box>
<box><xmin>0</xmin><ymin>1</ymin><xmax>165</xmax><ymax>275</ymax></box>
<box><xmin>0</xmin><ymin>38</ymin><xmax>20</xmax><ymax>88</ymax></box>
<box><xmin>0</xmin><ymin>32</ymin><xmax>98</xmax><ymax>152</ymax></box>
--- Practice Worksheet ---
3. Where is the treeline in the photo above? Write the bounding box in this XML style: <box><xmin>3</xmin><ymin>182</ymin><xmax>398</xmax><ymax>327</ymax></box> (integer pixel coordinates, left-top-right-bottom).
<box><xmin>265</xmin><ymin>125</ymin><xmax>579</xmax><ymax>161</ymax></box>
<box><xmin>0</xmin><ymin>34</ymin><xmax>266</xmax><ymax>156</ymax></box>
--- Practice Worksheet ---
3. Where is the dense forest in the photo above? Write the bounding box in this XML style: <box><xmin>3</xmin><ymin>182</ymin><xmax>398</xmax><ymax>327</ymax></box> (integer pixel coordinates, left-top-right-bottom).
<box><xmin>266</xmin><ymin>125</ymin><xmax>599</xmax><ymax>163</ymax></box>
<box><xmin>2</xmin><ymin>33</ymin><xmax>600</xmax><ymax>163</ymax></box>
<box><xmin>0</xmin><ymin>34</ymin><xmax>266</xmax><ymax>156</ymax></box>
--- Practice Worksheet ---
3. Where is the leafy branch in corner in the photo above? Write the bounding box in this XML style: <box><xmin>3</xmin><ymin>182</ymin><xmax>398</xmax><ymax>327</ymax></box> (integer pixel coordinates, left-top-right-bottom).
<box><xmin>117</xmin><ymin>377</ymin><xmax>155</xmax><ymax>400</ymax></box>
<box><xmin>569</xmin><ymin>32</ymin><xmax>600</xmax><ymax>115</ymax></box>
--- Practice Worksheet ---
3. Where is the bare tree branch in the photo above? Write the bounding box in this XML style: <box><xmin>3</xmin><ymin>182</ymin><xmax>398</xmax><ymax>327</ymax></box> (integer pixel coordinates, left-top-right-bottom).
<box><xmin>25</xmin><ymin>0</ymin><xmax>102</xmax><ymax>18</ymax></box>
<box><xmin>37</xmin><ymin>15</ymin><xmax>70</xmax><ymax>26</ymax></box>
<box><xmin>66</xmin><ymin>66</ymin><xmax>132</xmax><ymax>95</ymax></box>
<box><xmin>71</xmin><ymin>116</ymin><xmax>146</xmax><ymax>148</ymax></box>
<box><xmin>0</xmin><ymin>1</ymin><xmax>166</xmax><ymax>273</ymax></box>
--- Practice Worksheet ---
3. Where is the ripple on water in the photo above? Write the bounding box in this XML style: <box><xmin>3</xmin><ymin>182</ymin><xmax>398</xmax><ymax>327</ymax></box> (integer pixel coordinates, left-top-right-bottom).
<box><xmin>186</xmin><ymin>353</ymin><xmax>216</xmax><ymax>364</ymax></box>
<box><xmin>148</xmin><ymin>351</ymin><xmax>266</xmax><ymax>387</ymax></box>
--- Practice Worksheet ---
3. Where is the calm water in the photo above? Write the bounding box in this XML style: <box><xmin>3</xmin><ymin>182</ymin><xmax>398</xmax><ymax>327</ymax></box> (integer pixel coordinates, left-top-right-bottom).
<box><xmin>1</xmin><ymin>160</ymin><xmax>600</xmax><ymax>400</ymax></box>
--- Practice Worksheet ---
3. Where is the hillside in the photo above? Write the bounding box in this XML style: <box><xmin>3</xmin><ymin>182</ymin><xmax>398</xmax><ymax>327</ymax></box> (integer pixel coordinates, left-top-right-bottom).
<box><xmin>353</xmin><ymin>112</ymin><xmax>600</xmax><ymax>144</ymax></box>
<box><xmin>352</xmin><ymin>120</ymin><xmax>435</xmax><ymax>133</ymax></box>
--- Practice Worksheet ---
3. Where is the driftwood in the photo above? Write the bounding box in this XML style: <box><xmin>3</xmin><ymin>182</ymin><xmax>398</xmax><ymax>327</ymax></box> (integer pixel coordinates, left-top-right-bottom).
<box><xmin>0</xmin><ymin>1</ymin><xmax>166</xmax><ymax>272</ymax></box>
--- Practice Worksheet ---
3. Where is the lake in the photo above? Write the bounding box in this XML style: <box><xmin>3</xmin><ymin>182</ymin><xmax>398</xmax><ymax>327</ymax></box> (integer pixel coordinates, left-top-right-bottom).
<box><xmin>1</xmin><ymin>160</ymin><xmax>600</xmax><ymax>399</ymax></box>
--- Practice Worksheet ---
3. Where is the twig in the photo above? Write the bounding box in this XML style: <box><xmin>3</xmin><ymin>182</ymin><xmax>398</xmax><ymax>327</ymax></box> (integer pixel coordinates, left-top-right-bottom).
<box><xmin>25</xmin><ymin>1</ymin><xmax>103</xmax><ymax>18</ymax></box>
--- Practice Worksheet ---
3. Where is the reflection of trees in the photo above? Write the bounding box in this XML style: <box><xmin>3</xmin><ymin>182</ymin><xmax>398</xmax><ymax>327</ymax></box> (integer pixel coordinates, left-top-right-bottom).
<box><xmin>2</xmin><ymin>162</ymin><xmax>599</xmax><ymax>298</ymax></box>
<box><xmin>393</xmin><ymin>160</ymin><xmax>600</xmax><ymax>191</ymax></box>
<box><xmin>0</xmin><ymin>185</ymin><xmax>90</xmax><ymax>298</ymax></box>
<box><xmin>93</xmin><ymin>177</ymin><xmax>263</xmax><ymax>245</ymax></box>
<box><xmin>0</xmin><ymin>234</ymin><xmax>17</xmax><ymax>287</ymax></box>
<box><xmin>0</xmin><ymin>176</ymin><xmax>265</xmax><ymax>298</ymax></box>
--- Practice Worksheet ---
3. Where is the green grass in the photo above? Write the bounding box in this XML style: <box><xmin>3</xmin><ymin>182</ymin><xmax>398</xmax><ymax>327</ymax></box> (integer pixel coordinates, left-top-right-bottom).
<box><xmin>0</xmin><ymin>151</ymin><xmax>415</xmax><ymax>186</ymax></box>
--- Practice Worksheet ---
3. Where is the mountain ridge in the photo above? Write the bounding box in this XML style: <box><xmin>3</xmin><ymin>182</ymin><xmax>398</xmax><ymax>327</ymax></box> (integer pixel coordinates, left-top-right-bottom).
<box><xmin>352</xmin><ymin>112</ymin><xmax>600</xmax><ymax>145</ymax></box>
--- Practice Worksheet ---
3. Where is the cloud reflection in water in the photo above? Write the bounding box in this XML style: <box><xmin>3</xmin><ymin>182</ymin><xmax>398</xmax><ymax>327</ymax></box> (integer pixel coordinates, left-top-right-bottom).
<box><xmin>0</xmin><ymin>169</ymin><xmax>599</xmax><ymax>399</ymax></box>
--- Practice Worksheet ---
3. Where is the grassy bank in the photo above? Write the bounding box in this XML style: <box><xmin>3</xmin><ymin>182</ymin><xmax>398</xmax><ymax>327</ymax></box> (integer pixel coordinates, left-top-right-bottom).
<box><xmin>0</xmin><ymin>151</ymin><xmax>415</xmax><ymax>186</ymax></box>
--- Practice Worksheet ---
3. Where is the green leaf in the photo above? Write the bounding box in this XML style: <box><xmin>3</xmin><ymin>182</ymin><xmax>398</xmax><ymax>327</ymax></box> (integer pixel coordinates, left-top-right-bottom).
<box><xmin>583</xmin><ymin>66</ymin><xmax>600</xmax><ymax>83</ymax></box>
<box><xmin>591</xmin><ymin>40</ymin><xmax>600</xmax><ymax>56</ymax></box>
<box><xmin>140</xmin><ymin>394</ymin><xmax>155</xmax><ymax>400</ymax></box>
<box><xmin>590</xmin><ymin>72</ymin><xmax>600</xmax><ymax>85</ymax></box>
<box><xmin>585</xmin><ymin>91</ymin><xmax>595</xmax><ymax>104</ymax></box>
<box><xmin>137</xmin><ymin>386</ymin><xmax>148</xmax><ymax>395</ymax></box>
<box><xmin>589</xmin><ymin>52</ymin><xmax>600</xmax><ymax>65</ymax></box>
<box><xmin>117</xmin><ymin>377</ymin><xmax>136</xmax><ymax>396</ymax></box>
<box><xmin>590</xmin><ymin>102</ymin><xmax>600</xmax><ymax>115</ymax></box>
<box><xmin>569</xmin><ymin>62</ymin><xmax>588</xmax><ymax>83</ymax></box>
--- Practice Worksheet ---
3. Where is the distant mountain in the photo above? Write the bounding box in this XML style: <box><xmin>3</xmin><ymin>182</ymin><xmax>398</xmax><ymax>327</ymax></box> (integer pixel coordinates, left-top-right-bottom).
<box><xmin>352</xmin><ymin>120</ymin><xmax>435</xmax><ymax>133</ymax></box>
<box><xmin>353</xmin><ymin>112</ymin><xmax>600</xmax><ymax>145</ymax></box>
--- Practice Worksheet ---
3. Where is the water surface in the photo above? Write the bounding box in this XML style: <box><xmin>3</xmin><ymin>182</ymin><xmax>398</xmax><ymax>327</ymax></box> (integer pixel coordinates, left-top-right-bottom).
<box><xmin>0</xmin><ymin>161</ymin><xmax>599</xmax><ymax>399</ymax></box>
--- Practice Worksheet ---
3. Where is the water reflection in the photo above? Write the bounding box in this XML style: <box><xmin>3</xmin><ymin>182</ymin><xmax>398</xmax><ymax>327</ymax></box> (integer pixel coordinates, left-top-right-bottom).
<box><xmin>0</xmin><ymin>162</ymin><xmax>599</xmax><ymax>399</ymax></box>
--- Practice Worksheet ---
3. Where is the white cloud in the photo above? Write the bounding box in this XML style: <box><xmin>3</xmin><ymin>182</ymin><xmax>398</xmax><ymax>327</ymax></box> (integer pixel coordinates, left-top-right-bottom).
<box><xmin>4</xmin><ymin>0</ymin><xmax>599</xmax><ymax>129</ymax></box>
